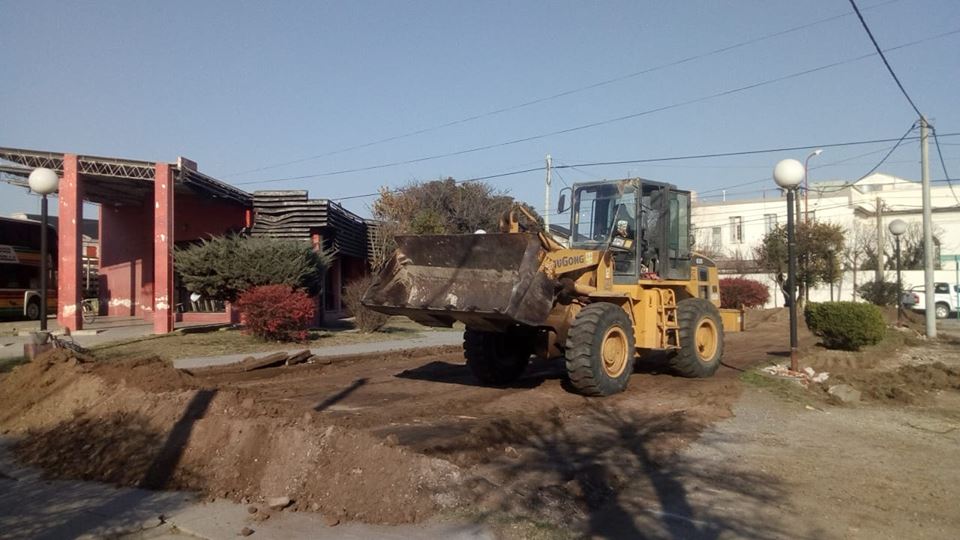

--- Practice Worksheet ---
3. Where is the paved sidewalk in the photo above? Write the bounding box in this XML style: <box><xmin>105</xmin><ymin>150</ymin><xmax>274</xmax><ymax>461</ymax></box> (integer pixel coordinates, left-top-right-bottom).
<box><xmin>0</xmin><ymin>440</ymin><xmax>490</xmax><ymax>540</ymax></box>
<box><xmin>174</xmin><ymin>331</ymin><xmax>463</xmax><ymax>370</ymax></box>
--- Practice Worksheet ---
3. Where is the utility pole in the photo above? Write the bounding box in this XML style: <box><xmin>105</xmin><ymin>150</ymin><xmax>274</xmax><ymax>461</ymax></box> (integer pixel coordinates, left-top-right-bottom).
<box><xmin>920</xmin><ymin>117</ymin><xmax>936</xmax><ymax>337</ymax></box>
<box><xmin>544</xmin><ymin>154</ymin><xmax>552</xmax><ymax>230</ymax></box>
<box><xmin>875</xmin><ymin>197</ymin><xmax>884</xmax><ymax>283</ymax></box>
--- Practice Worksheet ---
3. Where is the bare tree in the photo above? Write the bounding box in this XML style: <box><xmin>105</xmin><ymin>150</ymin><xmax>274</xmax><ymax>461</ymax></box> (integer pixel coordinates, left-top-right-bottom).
<box><xmin>842</xmin><ymin>221</ymin><xmax>874</xmax><ymax>300</ymax></box>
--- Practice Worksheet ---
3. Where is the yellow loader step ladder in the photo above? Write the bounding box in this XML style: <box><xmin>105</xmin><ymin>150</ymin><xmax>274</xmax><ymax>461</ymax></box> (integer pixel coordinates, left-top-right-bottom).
<box><xmin>657</xmin><ymin>289</ymin><xmax>681</xmax><ymax>349</ymax></box>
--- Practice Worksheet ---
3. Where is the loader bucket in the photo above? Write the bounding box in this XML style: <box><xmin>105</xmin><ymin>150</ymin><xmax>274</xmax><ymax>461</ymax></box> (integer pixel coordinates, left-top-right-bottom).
<box><xmin>362</xmin><ymin>233</ymin><xmax>555</xmax><ymax>331</ymax></box>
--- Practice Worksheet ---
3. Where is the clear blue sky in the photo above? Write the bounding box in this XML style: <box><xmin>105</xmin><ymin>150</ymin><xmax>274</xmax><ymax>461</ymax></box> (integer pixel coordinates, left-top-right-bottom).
<box><xmin>1</xmin><ymin>0</ymin><xmax>958</xmax><ymax>220</ymax></box>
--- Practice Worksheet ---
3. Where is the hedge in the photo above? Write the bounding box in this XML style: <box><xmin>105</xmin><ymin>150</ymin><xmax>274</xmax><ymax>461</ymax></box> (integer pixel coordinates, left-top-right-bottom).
<box><xmin>804</xmin><ymin>301</ymin><xmax>885</xmax><ymax>351</ymax></box>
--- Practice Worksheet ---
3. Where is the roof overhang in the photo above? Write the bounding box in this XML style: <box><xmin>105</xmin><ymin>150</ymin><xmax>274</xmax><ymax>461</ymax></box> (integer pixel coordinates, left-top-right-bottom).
<box><xmin>0</xmin><ymin>147</ymin><xmax>251</xmax><ymax>207</ymax></box>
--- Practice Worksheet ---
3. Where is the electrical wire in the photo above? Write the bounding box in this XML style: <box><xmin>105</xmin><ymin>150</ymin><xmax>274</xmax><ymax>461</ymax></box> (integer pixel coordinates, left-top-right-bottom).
<box><xmin>693</xmin><ymin>189</ymin><xmax>960</xmax><ymax>230</ymax></box>
<box><xmin>931</xmin><ymin>127</ymin><xmax>960</xmax><ymax>205</ymax></box>
<box><xmin>234</xmin><ymin>28</ymin><xmax>960</xmax><ymax>187</ymax></box>
<box><xmin>332</xmin><ymin>166</ymin><xmax>543</xmax><ymax>202</ymax></box>
<box><xmin>847</xmin><ymin>0</ymin><xmax>924</xmax><ymax>118</ymax></box>
<box><xmin>560</xmin><ymin>132</ymin><xmax>958</xmax><ymax>187</ymax></box>
<box><xmin>222</xmin><ymin>0</ymin><xmax>904</xmax><ymax>178</ymax></box>
<box><xmin>328</xmin><ymin>131</ymin><xmax>958</xmax><ymax>203</ymax></box>
<box><xmin>812</xmin><ymin>124</ymin><xmax>918</xmax><ymax>193</ymax></box>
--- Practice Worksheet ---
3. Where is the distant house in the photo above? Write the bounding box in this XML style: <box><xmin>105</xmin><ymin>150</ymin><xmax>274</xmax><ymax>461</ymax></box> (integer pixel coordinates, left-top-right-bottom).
<box><xmin>691</xmin><ymin>172</ymin><xmax>960</xmax><ymax>271</ymax></box>
<box><xmin>690</xmin><ymin>172</ymin><xmax>960</xmax><ymax>305</ymax></box>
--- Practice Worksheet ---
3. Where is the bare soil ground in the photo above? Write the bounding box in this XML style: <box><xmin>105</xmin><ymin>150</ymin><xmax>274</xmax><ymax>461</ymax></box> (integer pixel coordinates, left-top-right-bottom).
<box><xmin>1</xmin><ymin>309</ymin><xmax>959</xmax><ymax>538</ymax></box>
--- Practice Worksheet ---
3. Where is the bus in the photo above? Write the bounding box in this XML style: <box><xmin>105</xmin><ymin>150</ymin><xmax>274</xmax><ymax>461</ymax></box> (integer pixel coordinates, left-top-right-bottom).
<box><xmin>0</xmin><ymin>216</ymin><xmax>57</xmax><ymax>320</ymax></box>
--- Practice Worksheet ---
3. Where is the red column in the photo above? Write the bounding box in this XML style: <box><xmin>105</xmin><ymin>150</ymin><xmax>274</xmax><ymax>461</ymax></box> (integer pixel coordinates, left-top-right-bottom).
<box><xmin>153</xmin><ymin>163</ymin><xmax>174</xmax><ymax>334</ymax></box>
<box><xmin>58</xmin><ymin>154</ymin><xmax>84</xmax><ymax>331</ymax></box>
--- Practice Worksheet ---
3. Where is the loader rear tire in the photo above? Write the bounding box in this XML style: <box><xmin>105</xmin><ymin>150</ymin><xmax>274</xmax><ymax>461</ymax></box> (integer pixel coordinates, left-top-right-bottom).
<box><xmin>564</xmin><ymin>302</ymin><xmax>635</xmax><ymax>396</ymax></box>
<box><xmin>670</xmin><ymin>298</ymin><xmax>724</xmax><ymax>378</ymax></box>
<box><xmin>464</xmin><ymin>329</ymin><xmax>532</xmax><ymax>386</ymax></box>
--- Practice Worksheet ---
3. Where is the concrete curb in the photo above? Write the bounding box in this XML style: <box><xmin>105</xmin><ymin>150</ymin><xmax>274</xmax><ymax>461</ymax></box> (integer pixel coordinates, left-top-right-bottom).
<box><xmin>173</xmin><ymin>331</ymin><xmax>463</xmax><ymax>370</ymax></box>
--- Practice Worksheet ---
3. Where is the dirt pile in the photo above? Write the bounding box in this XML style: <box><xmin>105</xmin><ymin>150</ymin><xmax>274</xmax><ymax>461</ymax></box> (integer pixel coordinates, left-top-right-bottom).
<box><xmin>0</xmin><ymin>354</ymin><xmax>461</xmax><ymax>524</ymax></box>
<box><xmin>0</xmin><ymin>314</ymin><xmax>786</xmax><ymax>529</ymax></box>
<box><xmin>829</xmin><ymin>362</ymin><xmax>960</xmax><ymax>404</ymax></box>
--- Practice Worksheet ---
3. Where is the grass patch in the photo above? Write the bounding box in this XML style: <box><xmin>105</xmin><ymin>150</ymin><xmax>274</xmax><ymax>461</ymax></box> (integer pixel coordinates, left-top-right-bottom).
<box><xmin>441</xmin><ymin>508</ymin><xmax>574</xmax><ymax>540</ymax></box>
<box><xmin>740</xmin><ymin>369</ymin><xmax>816</xmax><ymax>406</ymax></box>
<box><xmin>92</xmin><ymin>317</ymin><xmax>456</xmax><ymax>361</ymax></box>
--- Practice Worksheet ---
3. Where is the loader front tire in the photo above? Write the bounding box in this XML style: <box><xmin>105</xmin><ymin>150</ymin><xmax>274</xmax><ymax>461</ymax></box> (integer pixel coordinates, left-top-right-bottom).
<box><xmin>464</xmin><ymin>329</ymin><xmax>532</xmax><ymax>386</ymax></box>
<box><xmin>670</xmin><ymin>298</ymin><xmax>724</xmax><ymax>378</ymax></box>
<box><xmin>565</xmin><ymin>302</ymin><xmax>636</xmax><ymax>396</ymax></box>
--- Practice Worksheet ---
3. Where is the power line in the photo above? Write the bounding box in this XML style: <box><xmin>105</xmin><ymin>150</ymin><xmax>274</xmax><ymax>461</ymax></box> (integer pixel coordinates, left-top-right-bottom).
<box><xmin>813</xmin><ymin>123</ymin><xmax>918</xmax><ymax>193</ymax></box>
<box><xmin>223</xmin><ymin>0</ymin><xmax>904</xmax><ymax>179</ymax></box>
<box><xmin>560</xmin><ymin>132</ymin><xmax>959</xmax><ymax>183</ymax></box>
<box><xmin>847</xmin><ymin>0</ymin><xmax>924</xmax><ymax>118</ymax></box>
<box><xmin>331</xmin><ymin>166</ymin><xmax>543</xmax><ymax>202</ymax></box>
<box><xmin>234</xmin><ymin>28</ymin><xmax>960</xmax><ymax>187</ymax></box>
<box><xmin>330</xmin><ymin>131</ymin><xmax>958</xmax><ymax>203</ymax></box>
<box><xmin>931</xmin><ymin>127</ymin><xmax>960</xmax><ymax>205</ymax></box>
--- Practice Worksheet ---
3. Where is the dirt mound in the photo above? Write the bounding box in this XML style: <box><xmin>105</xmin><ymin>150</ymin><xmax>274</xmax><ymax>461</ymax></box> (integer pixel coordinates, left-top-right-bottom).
<box><xmin>90</xmin><ymin>355</ymin><xmax>199</xmax><ymax>393</ymax></box>
<box><xmin>829</xmin><ymin>362</ymin><xmax>960</xmax><ymax>404</ymax></box>
<box><xmin>744</xmin><ymin>308</ymin><xmax>788</xmax><ymax>330</ymax></box>
<box><xmin>0</xmin><ymin>326</ymin><xmax>766</xmax><ymax>529</ymax></box>
<box><xmin>0</xmin><ymin>355</ymin><xmax>460</xmax><ymax>524</ymax></box>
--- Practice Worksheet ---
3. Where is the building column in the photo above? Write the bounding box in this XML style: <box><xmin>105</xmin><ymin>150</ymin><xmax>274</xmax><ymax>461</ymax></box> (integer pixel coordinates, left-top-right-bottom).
<box><xmin>153</xmin><ymin>163</ymin><xmax>174</xmax><ymax>334</ymax></box>
<box><xmin>330</xmin><ymin>258</ymin><xmax>342</xmax><ymax>314</ymax></box>
<box><xmin>311</xmin><ymin>232</ymin><xmax>324</xmax><ymax>325</ymax></box>
<box><xmin>58</xmin><ymin>154</ymin><xmax>84</xmax><ymax>331</ymax></box>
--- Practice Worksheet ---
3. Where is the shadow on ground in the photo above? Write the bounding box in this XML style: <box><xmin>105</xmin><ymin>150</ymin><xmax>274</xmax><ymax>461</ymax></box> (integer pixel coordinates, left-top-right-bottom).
<box><xmin>427</xmin><ymin>403</ymin><xmax>815</xmax><ymax>539</ymax></box>
<box><xmin>2</xmin><ymin>388</ymin><xmax>217</xmax><ymax>538</ymax></box>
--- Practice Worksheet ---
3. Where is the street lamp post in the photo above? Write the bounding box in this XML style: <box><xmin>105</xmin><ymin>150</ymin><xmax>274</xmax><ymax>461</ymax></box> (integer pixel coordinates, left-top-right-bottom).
<box><xmin>889</xmin><ymin>219</ymin><xmax>907</xmax><ymax>326</ymax></box>
<box><xmin>774</xmin><ymin>159</ymin><xmax>805</xmax><ymax>372</ymax></box>
<box><xmin>27</xmin><ymin>168</ymin><xmax>60</xmax><ymax>332</ymax></box>
<box><xmin>803</xmin><ymin>149</ymin><xmax>823</xmax><ymax>223</ymax></box>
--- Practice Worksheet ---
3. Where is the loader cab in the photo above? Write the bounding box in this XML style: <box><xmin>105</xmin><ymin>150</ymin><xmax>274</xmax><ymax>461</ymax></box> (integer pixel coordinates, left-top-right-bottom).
<box><xmin>567</xmin><ymin>178</ymin><xmax>691</xmax><ymax>283</ymax></box>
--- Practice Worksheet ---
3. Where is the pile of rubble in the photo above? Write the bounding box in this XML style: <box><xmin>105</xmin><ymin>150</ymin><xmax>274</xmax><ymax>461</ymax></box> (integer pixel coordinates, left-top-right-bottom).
<box><xmin>237</xmin><ymin>350</ymin><xmax>329</xmax><ymax>371</ymax></box>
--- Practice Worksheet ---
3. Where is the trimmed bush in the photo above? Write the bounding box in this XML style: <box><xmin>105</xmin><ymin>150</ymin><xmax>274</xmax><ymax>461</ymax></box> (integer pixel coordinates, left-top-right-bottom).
<box><xmin>856</xmin><ymin>279</ymin><xmax>899</xmax><ymax>306</ymax></box>
<box><xmin>343</xmin><ymin>275</ymin><xmax>388</xmax><ymax>333</ymax></box>
<box><xmin>175</xmin><ymin>235</ymin><xmax>332</xmax><ymax>303</ymax></box>
<box><xmin>719</xmin><ymin>278</ymin><xmax>770</xmax><ymax>309</ymax></box>
<box><xmin>804</xmin><ymin>301</ymin><xmax>885</xmax><ymax>351</ymax></box>
<box><xmin>237</xmin><ymin>285</ymin><xmax>315</xmax><ymax>342</ymax></box>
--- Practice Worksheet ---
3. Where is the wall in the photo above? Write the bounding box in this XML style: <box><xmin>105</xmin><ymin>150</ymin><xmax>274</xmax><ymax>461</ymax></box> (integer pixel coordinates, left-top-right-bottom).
<box><xmin>729</xmin><ymin>265</ymin><xmax>960</xmax><ymax>308</ymax></box>
<box><xmin>98</xmin><ymin>192</ymin><xmax>248</xmax><ymax>321</ymax></box>
<box><xmin>173</xmin><ymin>193</ymin><xmax>247</xmax><ymax>243</ymax></box>
<box><xmin>99</xmin><ymin>204</ymin><xmax>154</xmax><ymax>318</ymax></box>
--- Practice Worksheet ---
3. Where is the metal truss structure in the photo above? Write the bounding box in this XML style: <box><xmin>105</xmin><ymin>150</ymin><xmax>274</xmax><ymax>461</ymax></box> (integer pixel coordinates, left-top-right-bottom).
<box><xmin>0</xmin><ymin>147</ymin><xmax>251</xmax><ymax>206</ymax></box>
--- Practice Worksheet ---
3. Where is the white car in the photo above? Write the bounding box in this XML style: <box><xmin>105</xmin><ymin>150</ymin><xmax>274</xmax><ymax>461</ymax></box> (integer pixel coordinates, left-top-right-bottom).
<box><xmin>901</xmin><ymin>282</ymin><xmax>958</xmax><ymax>319</ymax></box>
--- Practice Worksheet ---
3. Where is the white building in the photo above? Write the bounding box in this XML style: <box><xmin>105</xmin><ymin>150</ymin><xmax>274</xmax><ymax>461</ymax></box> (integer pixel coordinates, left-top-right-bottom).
<box><xmin>691</xmin><ymin>173</ymin><xmax>960</xmax><ymax>304</ymax></box>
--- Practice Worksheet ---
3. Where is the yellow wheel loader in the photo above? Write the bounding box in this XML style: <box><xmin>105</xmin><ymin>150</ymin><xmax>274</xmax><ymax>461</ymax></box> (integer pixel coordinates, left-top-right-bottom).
<box><xmin>362</xmin><ymin>178</ymin><xmax>743</xmax><ymax>396</ymax></box>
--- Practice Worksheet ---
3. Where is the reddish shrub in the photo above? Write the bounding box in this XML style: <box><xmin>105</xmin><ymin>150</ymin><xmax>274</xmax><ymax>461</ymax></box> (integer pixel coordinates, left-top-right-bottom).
<box><xmin>237</xmin><ymin>285</ymin><xmax>315</xmax><ymax>342</ymax></box>
<box><xmin>719</xmin><ymin>278</ymin><xmax>770</xmax><ymax>309</ymax></box>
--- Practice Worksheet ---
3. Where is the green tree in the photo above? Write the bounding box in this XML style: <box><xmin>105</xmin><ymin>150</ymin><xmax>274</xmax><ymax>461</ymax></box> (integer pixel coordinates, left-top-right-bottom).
<box><xmin>175</xmin><ymin>235</ymin><xmax>333</xmax><ymax>302</ymax></box>
<box><xmin>754</xmin><ymin>221</ymin><xmax>845</xmax><ymax>306</ymax></box>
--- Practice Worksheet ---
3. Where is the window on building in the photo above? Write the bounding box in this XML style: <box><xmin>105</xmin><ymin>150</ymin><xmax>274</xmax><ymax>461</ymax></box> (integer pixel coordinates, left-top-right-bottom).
<box><xmin>764</xmin><ymin>213</ymin><xmax>778</xmax><ymax>234</ymax></box>
<box><xmin>729</xmin><ymin>216</ymin><xmax>743</xmax><ymax>244</ymax></box>
<box><xmin>710</xmin><ymin>226</ymin><xmax>722</xmax><ymax>249</ymax></box>
<box><xmin>808</xmin><ymin>210</ymin><xmax>816</xmax><ymax>221</ymax></box>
